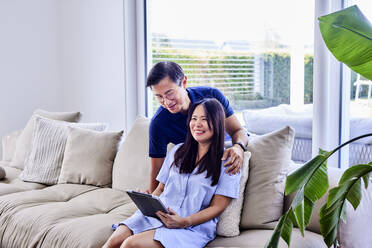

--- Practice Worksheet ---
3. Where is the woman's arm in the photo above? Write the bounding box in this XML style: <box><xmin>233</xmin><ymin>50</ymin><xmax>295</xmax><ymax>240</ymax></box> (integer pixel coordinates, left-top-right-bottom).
<box><xmin>157</xmin><ymin>194</ymin><xmax>231</xmax><ymax>228</ymax></box>
<box><xmin>151</xmin><ymin>182</ymin><xmax>165</xmax><ymax>197</ymax></box>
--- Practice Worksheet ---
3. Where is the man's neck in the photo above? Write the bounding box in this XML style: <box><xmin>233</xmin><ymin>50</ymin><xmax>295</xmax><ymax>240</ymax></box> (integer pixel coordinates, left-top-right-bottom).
<box><xmin>180</xmin><ymin>89</ymin><xmax>191</xmax><ymax>114</ymax></box>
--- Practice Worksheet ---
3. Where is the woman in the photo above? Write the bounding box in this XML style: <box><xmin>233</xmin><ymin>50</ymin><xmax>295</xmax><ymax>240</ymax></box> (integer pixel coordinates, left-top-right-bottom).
<box><xmin>103</xmin><ymin>98</ymin><xmax>241</xmax><ymax>248</ymax></box>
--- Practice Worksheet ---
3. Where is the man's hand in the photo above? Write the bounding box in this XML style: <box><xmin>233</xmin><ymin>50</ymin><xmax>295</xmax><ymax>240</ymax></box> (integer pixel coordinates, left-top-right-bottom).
<box><xmin>221</xmin><ymin>145</ymin><xmax>244</xmax><ymax>174</ymax></box>
<box><xmin>156</xmin><ymin>208</ymin><xmax>189</xmax><ymax>229</ymax></box>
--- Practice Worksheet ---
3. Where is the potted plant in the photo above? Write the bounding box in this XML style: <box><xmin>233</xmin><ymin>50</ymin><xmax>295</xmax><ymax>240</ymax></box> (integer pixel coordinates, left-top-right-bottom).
<box><xmin>266</xmin><ymin>5</ymin><xmax>372</xmax><ymax>248</ymax></box>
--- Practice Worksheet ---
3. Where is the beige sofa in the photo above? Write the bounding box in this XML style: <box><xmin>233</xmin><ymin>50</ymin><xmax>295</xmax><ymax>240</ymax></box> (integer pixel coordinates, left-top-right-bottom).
<box><xmin>0</xmin><ymin>113</ymin><xmax>371</xmax><ymax>248</ymax></box>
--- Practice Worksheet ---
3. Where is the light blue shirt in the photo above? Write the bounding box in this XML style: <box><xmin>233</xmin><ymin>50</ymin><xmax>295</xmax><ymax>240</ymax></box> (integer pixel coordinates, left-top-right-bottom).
<box><xmin>117</xmin><ymin>143</ymin><xmax>241</xmax><ymax>248</ymax></box>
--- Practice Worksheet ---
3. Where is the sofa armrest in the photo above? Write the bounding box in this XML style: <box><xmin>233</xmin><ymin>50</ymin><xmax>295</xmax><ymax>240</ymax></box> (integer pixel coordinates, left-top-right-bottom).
<box><xmin>1</xmin><ymin>130</ymin><xmax>22</xmax><ymax>161</ymax></box>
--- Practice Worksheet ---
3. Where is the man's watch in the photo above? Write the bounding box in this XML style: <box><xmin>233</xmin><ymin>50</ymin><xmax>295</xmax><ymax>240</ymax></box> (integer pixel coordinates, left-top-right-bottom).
<box><xmin>233</xmin><ymin>142</ymin><xmax>247</xmax><ymax>152</ymax></box>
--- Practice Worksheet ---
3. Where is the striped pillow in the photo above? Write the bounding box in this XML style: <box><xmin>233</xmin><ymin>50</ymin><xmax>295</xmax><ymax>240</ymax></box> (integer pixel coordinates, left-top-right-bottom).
<box><xmin>19</xmin><ymin>116</ymin><xmax>107</xmax><ymax>185</ymax></box>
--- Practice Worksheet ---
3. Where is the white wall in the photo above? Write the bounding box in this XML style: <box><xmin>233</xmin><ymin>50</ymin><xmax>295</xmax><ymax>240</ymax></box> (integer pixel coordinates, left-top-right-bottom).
<box><xmin>0</xmin><ymin>0</ymin><xmax>126</xmax><ymax>158</ymax></box>
<box><xmin>58</xmin><ymin>0</ymin><xmax>125</xmax><ymax>131</ymax></box>
<box><xmin>0</xmin><ymin>0</ymin><xmax>61</xmax><ymax>155</ymax></box>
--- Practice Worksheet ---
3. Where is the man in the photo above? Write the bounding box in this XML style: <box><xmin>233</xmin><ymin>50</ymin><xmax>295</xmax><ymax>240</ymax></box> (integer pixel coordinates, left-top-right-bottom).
<box><xmin>147</xmin><ymin>61</ymin><xmax>248</xmax><ymax>193</ymax></box>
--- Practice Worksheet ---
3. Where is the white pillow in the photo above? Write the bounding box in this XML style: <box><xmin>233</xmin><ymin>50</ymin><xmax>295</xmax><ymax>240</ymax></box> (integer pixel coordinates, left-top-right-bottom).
<box><xmin>58</xmin><ymin>127</ymin><xmax>123</xmax><ymax>187</ymax></box>
<box><xmin>240</xmin><ymin>126</ymin><xmax>294</xmax><ymax>229</ymax></box>
<box><xmin>19</xmin><ymin>116</ymin><xmax>107</xmax><ymax>185</ymax></box>
<box><xmin>217</xmin><ymin>151</ymin><xmax>251</xmax><ymax>237</ymax></box>
<box><xmin>10</xmin><ymin>109</ymin><xmax>81</xmax><ymax>169</ymax></box>
<box><xmin>112</xmin><ymin>116</ymin><xmax>151</xmax><ymax>191</ymax></box>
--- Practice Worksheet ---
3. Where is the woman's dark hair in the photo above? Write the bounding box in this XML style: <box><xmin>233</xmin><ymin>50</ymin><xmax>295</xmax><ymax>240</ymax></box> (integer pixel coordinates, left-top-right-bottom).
<box><xmin>146</xmin><ymin>61</ymin><xmax>184</xmax><ymax>87</ymax></box>
<box><xmin>173</xmin><ymin>98</ymin><xmax>225</xmax><ymax>186</ymax></box>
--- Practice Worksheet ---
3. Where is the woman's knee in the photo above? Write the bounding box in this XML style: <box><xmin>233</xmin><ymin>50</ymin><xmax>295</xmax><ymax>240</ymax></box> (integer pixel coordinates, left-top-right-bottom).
<box><xmin>104</xmin><ymin>225</ymin><xmax>132</xmax><ymax>248</ymax></box>
<box><xmin>120</xmin><ymin>235</ymin><xmax>139</xmax><ymax>248</ymax></box>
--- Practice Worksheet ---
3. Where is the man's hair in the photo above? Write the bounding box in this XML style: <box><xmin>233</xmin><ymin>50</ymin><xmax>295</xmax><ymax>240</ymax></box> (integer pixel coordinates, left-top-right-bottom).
<box><xmin>172</xmin><ymin>98</ymin><xmax>226</xmax><ymax>186</ymax></box>
<box><xmin>146</xmin><ymin>61</ymin><xmax>185</xmax><ymax>87</ymax></box>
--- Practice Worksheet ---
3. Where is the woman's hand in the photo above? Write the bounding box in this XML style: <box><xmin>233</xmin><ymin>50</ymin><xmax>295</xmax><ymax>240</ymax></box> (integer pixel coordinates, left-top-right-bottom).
<box><xmin>156</xmin><ymin>208</ymin><xmax>190</xmax><ymax>229</ymax></box>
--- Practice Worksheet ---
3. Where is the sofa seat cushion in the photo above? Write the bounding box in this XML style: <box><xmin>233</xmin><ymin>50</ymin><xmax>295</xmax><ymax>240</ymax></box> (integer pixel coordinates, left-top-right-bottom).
<box><xmin>0</xmin><ymin>184</ymin><xmax>137</xmax><ymax>248</ymax></box>
<box><xmin>208</xmin><ymin>228</ymin><xmax>327</xmax><ymax>248</ymax></box>
<box><xmin>0</xmin><ymin>162</ymin><xmax>46</xmax><ymax>196</ymax></box>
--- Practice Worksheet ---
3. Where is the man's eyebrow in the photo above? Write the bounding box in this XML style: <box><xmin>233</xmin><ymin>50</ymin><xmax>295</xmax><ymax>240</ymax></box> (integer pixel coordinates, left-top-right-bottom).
<box><xmin>155</xmin><ymin>89</ymin><xmax>174</xmax><ymax>97</ymax></box>
<box><xmin>164</xmin><ymin>89</ymin><xmax>174</xmax><ymax>94</ymax></box>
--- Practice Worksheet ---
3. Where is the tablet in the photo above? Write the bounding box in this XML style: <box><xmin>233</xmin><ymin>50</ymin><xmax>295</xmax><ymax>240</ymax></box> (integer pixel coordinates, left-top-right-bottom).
<box><xmin>126</xmin><ymin>190</ymin><xmax>169</xmax><ymax>219</ymax></box>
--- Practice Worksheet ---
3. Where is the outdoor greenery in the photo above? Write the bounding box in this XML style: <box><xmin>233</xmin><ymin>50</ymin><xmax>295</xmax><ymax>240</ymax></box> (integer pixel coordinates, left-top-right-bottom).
<box><xmin>151</xmin><ymin>47</ymin><xmax>314</xmax><ymax>113</ymax></box>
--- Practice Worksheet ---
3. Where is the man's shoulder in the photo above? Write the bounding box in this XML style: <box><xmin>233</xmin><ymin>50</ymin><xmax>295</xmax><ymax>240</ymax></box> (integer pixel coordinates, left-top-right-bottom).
<box><xmin>188</xmin><ymin>86</ymin><xmax>224</xmax><ymax>99</ymax></box>
<box><xmin>151</xmin><ymin>107</ymin><xmax>170</xmax><ymax>126</ymax></box>
<box><xmin>189</xmin><ymin>86</ymin><xmax>220</xmax><ymax>94</ymax></box>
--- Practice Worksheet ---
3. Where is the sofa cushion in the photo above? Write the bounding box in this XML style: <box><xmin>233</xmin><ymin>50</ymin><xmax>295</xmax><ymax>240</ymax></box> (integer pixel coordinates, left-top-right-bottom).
<box><xmin>58</xmin><ymin>127</ymin><xmax>123</xmax><ymax>187</ymax></box>
<box><xmin>240</xmin><ymin>126</ymin><xmax>294</xmax><ymax>229</ymax></box>
<box><xmin>19</xmin><ymin>116</ymin><xmax>107</xmax><ymax>185</ymax></box>
<box><xmin>1</xmin><ymin>130</ymin><xmax>22</xmax><ymax>162</ymax></box>
<box><xmin>10</xmin><ymin>109</ymin><xmax>81</xmax><ymax>169</ymax></box>
<box><xmin>112</xmin><ymin>116</ymin><xmax>151</xmax><ymax>192</ymax></box>
<box><xmin>208</xmin><ymin>228</ymin><xmax>327</xmax><ymax>248</ymax></box>
<box><xmin>0</xmin><ymin>161</ymin><xmax>46</xmax><ymax>196</ymax></box>
<box><xmin>0</xmin><ymin>184</ymin><xmax>136</xmax><ymax>248</ymax></box>
<box><xmin>217</xmin><ymin>151</ymin><xmax>251</xmax><ymax>237</ymax></box>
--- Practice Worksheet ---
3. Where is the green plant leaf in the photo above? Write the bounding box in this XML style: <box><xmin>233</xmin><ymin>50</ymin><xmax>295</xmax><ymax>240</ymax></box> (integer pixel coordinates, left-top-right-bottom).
<box><xmin>320</xmin><ymin>163</ymin><xmax>372</xmax><ymax>247</ymax></box>
<box><xmin>304</xmin><ymin>196</ymin><xmax>314</xmax><ymax>226</ymax></box>
<box><xmin>320</xmin><ymin>200</ymin><xmax>343</xmax><ymax>239</ymax></box>
<box><xmin>290</xmin><ymin>186</ymin><xmax>304</xmax><ymax>209</ymax></box>
<box><xmin>281</xmin><ymin>217</ymin><xmax>293</xmax><ymax>246</ymax></box>
<box><xmin>346</xmin><ymin>178</ymin><xmax>362</xmax><ymax>210</ymax></box>
<box><xmin>294</xmin><ymin>200</ymin><xmax>305</xmax><ymax>236</ymax></box>
<box><xmin>318</xmin><ymin>5</ymin><xmax>372</xmax><ymax>80</ymax></box>
<box><xmin>265</xmin><ymin>213</ymin><xmax>288</xmax><ymax>248</ymax></box>
<box><xmin>327</xmin><ymin>183</ymin><xmax>350</xmax><ymax>208</ymax></box>
<box><xmin>362</xmin><ymin>172</ymin><xmax>370</xmax><ymax>188</ymax></box>
<box><xmin>285</xmin><ymin>154</ymin><xmax>328</xmax><ymax>195</ymax></box>
<box><xmin>339</xmin><ymin>164</ymin><xmax>372</xmax><ymax>184</ymax></box>
<box><xmin>304</xmin><ymin>162</ymin><xmax>329</xmax><ymax>202</ymax></box>
<box><xmin>288</xmin><ymin>209</ymin><xmax>299</xmax><ymax>227</ymax></box>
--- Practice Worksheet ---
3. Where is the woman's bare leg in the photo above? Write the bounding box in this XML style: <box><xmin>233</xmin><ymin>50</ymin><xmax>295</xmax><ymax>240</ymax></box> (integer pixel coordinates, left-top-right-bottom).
<box><xmin>102</xmin><ymin>225</ymin><xmax>132</xmax><ymax>248</ymax></box>
<box><xmin>121</xmin><ymin>229</ymin><xmax>164</xmax><ymax>248</ymax></box>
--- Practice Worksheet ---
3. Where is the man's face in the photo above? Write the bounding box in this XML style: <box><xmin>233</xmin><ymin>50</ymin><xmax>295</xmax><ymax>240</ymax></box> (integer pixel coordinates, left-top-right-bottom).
<box><xmin>151</xmin><ymin>76</ymin><xmax>188</xmax><ymax>114</ymax></box>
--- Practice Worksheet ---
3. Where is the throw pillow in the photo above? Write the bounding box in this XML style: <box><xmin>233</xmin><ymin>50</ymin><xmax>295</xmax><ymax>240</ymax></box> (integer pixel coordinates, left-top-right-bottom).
<box><xmin>240</xmin><ymin>126</ymin><xmax>294</xmax><ymax>229</ymax></box>
<box><xmin>217</xmin><ymin>151</ymin><xmax>251</xmax><ymax>237</ymax></box>
<box><xmin>10</xmin><ymin>109</ymin><xmax>81</xmax><ymax>169</ymax></box>
<box><xmin>58</xmin><ymin>127</ymin><xmax>123</xmax><ymax>187</ymax></box>
<box><xmin>112</xmin><ymin>116</ymin><xmax>151</xmax><ymax>191</ymax></box>
<box><xmin>19</xmin><ymin>116</ymin><xmax>107</xmax><ymax>185</ymax></box>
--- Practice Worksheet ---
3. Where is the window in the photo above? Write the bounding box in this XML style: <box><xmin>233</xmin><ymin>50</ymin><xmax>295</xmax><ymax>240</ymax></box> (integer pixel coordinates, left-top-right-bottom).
<box><xmin>345</xmin><ymin>0</ymin><xmax>372</xmax><ymax>166</ymax></box>
<box><xmin>146</xmin><ymin>0</ymin><xmax>314</xmax><ymax>112</ymax></box>
<box><xmin>146</xmin><ymin>0</ymin><xmax>315</xmax><ymax>163</ymax></box>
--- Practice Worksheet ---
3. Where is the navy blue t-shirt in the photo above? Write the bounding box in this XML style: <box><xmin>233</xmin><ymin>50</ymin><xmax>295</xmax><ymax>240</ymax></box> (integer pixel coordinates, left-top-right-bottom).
<box><xmin>149</xmin><ymin>86</ymin><xmax>234</xmax><ymax>158</ymax></box>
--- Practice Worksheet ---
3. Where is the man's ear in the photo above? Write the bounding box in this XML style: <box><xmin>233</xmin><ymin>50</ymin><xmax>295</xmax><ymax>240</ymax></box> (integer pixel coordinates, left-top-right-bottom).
<box><xmin>181</xmin><ymin>76</ymin><xmax>187</xmax><ymax>88</ymax></box>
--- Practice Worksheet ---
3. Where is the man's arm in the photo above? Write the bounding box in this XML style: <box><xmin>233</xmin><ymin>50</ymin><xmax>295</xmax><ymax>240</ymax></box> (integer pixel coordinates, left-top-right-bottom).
<box><xmin>222</xmin><ymin>114</ymin><xmax>249</xmax><ymax>174</ymax></box>
<box><xmin>147</xmin><ymin>157</ymin><xmax>165</xmax><ymax>193</ymax></box>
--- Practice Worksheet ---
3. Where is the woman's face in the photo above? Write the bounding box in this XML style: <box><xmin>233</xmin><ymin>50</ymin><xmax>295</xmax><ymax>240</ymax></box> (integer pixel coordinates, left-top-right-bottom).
<box><xmin>189</xmin><ymin>105</ymin><xmax>214</xmax><ymax>144</ymax></box>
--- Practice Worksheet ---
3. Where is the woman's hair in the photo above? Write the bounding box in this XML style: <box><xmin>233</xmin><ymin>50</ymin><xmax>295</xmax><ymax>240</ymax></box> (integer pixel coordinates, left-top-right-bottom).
<box><xmin>173</xmin><ymin>98</ymin><xmax>225</xmax><ymax>186</ymax></box>
<box><xmin>146</xmin><ymin>61</ymin><xmax>184</xmax><ymax>87</ymax></box>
